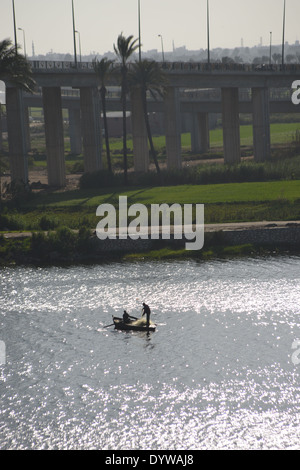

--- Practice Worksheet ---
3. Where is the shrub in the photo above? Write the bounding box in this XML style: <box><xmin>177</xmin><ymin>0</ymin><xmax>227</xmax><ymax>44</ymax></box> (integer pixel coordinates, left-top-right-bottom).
<box><xmin>79</xmin><ymin>156</ymin><xmax>300</xmax><ymax>190</ymax></box>
<box><xmin>39</xmin><ymin>215</ymin><xmax>59</xmax><ymax>231</ymax></box>
<box><xmin>80</xmin><ymin>169</ymin><xmax>123</xmax><ymax>189</ymax></box>
<box><xmin>53</xmin><ymin>226</ymin><xmax>77</xmax><ymax>253</ymax></box>
<box><xmin>0</xmin><ymin>213</ymin><xmax>25</xmax><ymax>230</ymax></box>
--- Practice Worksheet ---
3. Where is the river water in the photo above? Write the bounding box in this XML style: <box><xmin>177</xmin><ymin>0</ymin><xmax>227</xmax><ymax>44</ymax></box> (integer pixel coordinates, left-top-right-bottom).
<box><xmin>0</xmin><ymin>255</ymin><xmax>300</xmax><ymax>450</ymax></box>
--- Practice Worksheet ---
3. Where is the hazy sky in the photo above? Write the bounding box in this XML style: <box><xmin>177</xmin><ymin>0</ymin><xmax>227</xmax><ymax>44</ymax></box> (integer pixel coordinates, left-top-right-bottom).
<box><xmin>0</xmin><ymin>0</ymin><xmax>299</xmax><ymax>57</ymax></box>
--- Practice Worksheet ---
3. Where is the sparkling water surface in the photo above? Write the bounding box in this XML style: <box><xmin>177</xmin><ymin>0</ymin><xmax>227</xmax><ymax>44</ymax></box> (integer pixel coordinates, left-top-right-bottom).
<box><xmin>0</xmin><ymin>255</ymin><xmax>300</xmax><ymax>450</ymax></box>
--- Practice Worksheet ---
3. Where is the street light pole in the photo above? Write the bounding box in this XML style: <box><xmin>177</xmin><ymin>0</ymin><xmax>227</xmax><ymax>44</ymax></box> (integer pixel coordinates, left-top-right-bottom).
<box><xmin>71</xmin><ymin>0</ymin><xmax>77</xmax><ymax>67</ymax></box>
<box><xmin>18</xmin><ymin>27</ymin><xmax>26</xmax><ymax>58</ymax></box>
<box><xmin>138</xmin><ymin>0</ymin><xmax>141</xmax><ymax>62</ymax></box>
<box><xmin>207</xmin><ymin>0</ymin><xmax>210</xmax><ymax>66</ymax></box>
<box><xmin>75</xmin><ymin>30</ymin><xmax>82</xmax><ymax>63</ymax></box>
<box><xmin>12</xmin><ymin>0</ymin><xmax>17</xmax><ymax>53</ymax></box>
<box><xmin>269</xmin><ymin>31</ymin><xmax>272</xmax><ymax>65</ymax></box>
<box><xmin>282</xmin><ymin>0</ymin><xmax>286</xmax><ymax>67</ymax></box>
<box><xmin>158</xmin><ymin>35</ymin><xmax>165</xmax><ymax>62</ymax></box>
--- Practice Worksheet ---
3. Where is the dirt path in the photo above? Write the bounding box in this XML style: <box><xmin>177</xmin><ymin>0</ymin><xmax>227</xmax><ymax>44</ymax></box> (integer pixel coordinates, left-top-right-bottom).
<box><xmin>3</xmin><ymin>220</ymin><xmax>299</xmax><ymax>240</ymax></box>
<box><xmin>1</xmin><ymin>169</ymin><xmax>80</xmax><ymax>192</ymax></box>
<box><xmin>1</xmin><ymin>156</ymin><xmax>254</xmax><ymax>193</ymax></box>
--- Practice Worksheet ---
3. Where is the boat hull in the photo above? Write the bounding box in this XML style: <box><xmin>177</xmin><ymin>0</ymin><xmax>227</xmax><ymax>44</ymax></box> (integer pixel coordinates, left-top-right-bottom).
<box><xmin>113</xmin><ymin>316</ymin><xmax>156</xmax><ymax>332</ymax></box>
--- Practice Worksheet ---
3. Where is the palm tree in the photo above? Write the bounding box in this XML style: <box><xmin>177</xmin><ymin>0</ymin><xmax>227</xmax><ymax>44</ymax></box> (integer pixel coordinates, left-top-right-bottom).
<box><xmin>0</xmin><ymin>38</ymin><xmax>35</xmax><ymax>92</ymax></box>
<box><xmin>0</xmin><ymin>38</ymin><xmax>35</xmax><ymax>206</ymax></box>
<box><xmin>129</xmin><ymin>59</ymin><xmax>168</xmax><ymax>174</ymax></box>
<box><xmin>114</xmin><ymin>33</ymin><xmax>139</xmax><ymax>183</ymax></box>
<box><xmin>93</xmin><ymin>57</ymin><xmax>114</xmax><ymax>172</ymax></box>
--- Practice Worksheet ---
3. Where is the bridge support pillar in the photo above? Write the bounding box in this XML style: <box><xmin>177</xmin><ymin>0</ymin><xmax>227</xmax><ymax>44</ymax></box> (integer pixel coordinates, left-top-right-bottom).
<box><xmin>24</xmin><ymin>106</ymin><xmax>31</xmax><ymax>153</ymax></box>
<box><xmin>42</xmin><ymin>87</ymin><xmax>66</xmax><ymax>187</ymax></box>
<box><xmin>252</xmin><ymin>87</ymin><xmax>271</xmax><ymax>162</ymax></box>
<box><xmin>131</xmin><ymin>87</ymin><xmax>149</xmax><ymax>172</ymax></box>
<box><xmin>0</xmin><ymin>105</ymin><xmax>3</xmax><ymax>153</ymax></box>
<box><xmin>191</xmin><ymin>112</ymin><xmax>210</xmax><ymax>153</ymax></box>
<box><xmin>79</xmin><ymin>87</ymin><xmax>102</xmax><ymax>173</ymax></box>
<box><xmin>69</xmin><ymin>107</ymin><xmax>82</xmax><ymax>155</ymax></box>
<box><xmin>6</xmin><ymin>87</ymin><xmax>28</xmax><ymax>183</ymax></box>
<box><xmin>164</xmin><ymin>87</ymin><xmax>181</xmax><ymax>169</ymax></box>
<box><xmin>221</xmin><ymin>88</ymin><xmax>241</xmax><ymax>164</ymax></box>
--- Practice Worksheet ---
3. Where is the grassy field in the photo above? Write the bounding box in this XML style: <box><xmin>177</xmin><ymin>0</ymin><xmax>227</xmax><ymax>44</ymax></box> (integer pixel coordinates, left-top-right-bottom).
<box><xmin>1</xmin><ymin>119</ymin><xmax>300</xmax><ymax>232</ymax></box>
<box><xmin>22</xmin><ymin>121</ymin><xmax>300</xmax><ymax>172</ymax></box>
<box><xmin>1</xmin><ymin>179</ymin><xmax>299</xmax><ymax>232</ymax></box>
<box><xmin>105</xmin><ymin>123</ymin><xmax>300</xmax><ymax>152</ymax></box>
<box><xmin>25</xmin><ymin>180</ymin><xmax>300</xmax><ymax>208</ymax></box>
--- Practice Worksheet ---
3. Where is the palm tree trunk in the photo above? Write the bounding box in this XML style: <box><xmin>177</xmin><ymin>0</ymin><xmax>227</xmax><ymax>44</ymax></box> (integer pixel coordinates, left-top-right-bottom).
<box><xmin>101</xmin><ymin>87</ymin><xmax>112</xmax><ymax>173</ymax></box>
<box><xmin>122</xmin><ymin>70</ymin><xmax>128</xmax><ymax>184</ymax></box>
<box><xmin>0</xmin><ymin>103</ymin><xmax>3</xmax><ymax>153</ymax></box>
<box><xmin>122</xmin><ymin>94</ymin><xmax>128</xmax><ymax>184</ymax></box>
<box><xmin>0</xmin><ymin>104</ymin><xmax>3</xmax><ymax>209</ymax></box>
<box><xmin>122</xmin><ymin>70</ymin><xmax>127</xmax><ymax>184</ymax></box>
<box><xmin>142</xmin><ymin>89</ymin><xmax>160</xmax><ymax>174</ymax></box>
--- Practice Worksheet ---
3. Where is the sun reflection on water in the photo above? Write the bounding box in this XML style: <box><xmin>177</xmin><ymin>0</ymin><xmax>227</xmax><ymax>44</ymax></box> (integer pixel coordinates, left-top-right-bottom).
<box><xmin>1</xmin><ymin>256</ymin><xmax>300</xmax><ymax>449</ymax></box>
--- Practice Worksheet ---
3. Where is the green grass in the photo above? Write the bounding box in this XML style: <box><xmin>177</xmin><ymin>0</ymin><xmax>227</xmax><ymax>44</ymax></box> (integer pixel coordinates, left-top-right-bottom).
<box><xmin>121</xmin><ymin>123</ymin><xmax>300</xmax><ymax>151</ymax></box>
<box><xmin>105</xmin><ymin>123</ymin><xmax>300</xmax><ymax>152</ymax></box>
<box><xmin>25</xmin><ymin>180</ymin><xmax>300</xmax><ymax>209</ymax></box>
<box><xmin>208</xmin><ymin>123</ymin><xmax>300</xmax><ymax>147</ymax></box>
<box><xmin>19</xmin><ymin>121</ymin><xmax>300</xmax><ymax>175</ymax></box>
<box><xmin>1</xmin><ymin>179</ymin><xmax>296</xmax><ymax>232</ymax></box>
<box><xmin>123</xmin><ymin>243</ymin><xmax>259</xmax><ymax>261</ymax></box>
<box><xmin>24</xmin><ymin>122</ymin><xmax>299</xmax><ymax>161</ymax></box>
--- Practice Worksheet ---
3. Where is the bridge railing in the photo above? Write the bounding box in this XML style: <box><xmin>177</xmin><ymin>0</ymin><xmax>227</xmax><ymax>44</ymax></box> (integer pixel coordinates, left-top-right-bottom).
<box><xmin>24</xmin><ymin>86</ymin><xmax>293</xmax><ymax>103</ymax></box>
<box><xmin>29</xmin><ymin>60</ymin><xmax>300</xmax><ymax>73</ymax></box>
<box><xmin>181</xmin><ymin>87</ymin><xmax>293</xmax><ymax>101</ymax></box>
<box><xmin>30</xmin><ymin>60</ymin><xmax>94</xmax><ymax>70</ymax></box>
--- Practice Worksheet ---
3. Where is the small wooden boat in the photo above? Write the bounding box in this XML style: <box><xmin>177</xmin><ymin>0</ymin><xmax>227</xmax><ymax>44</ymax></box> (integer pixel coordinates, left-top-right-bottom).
<box><xmin>112</xmin><ymin>316</ymin><xmax>156</xmax><ymax>332</ymax></box>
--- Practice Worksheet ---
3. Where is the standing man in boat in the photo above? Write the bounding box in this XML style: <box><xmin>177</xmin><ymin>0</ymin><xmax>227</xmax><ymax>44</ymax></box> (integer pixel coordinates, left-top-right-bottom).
<box><xmin>142</xmin><ymin>302</ymin><xmax>151</xmax><ymax>329</ymax></box>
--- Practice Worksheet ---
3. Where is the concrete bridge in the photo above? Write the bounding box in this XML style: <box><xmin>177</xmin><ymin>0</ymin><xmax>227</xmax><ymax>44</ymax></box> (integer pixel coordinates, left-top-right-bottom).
<box><xmin>5</xmin><ymin>61</ymin><xmax>300</xmax><ymax>187</ymax></box>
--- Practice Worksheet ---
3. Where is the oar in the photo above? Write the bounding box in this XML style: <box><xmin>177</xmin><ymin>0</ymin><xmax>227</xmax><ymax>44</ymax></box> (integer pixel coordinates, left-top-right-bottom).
<box><xmin>103</xmin><ymin>322</ymin><xmax>115</xmax><ymax>328</ymax></box>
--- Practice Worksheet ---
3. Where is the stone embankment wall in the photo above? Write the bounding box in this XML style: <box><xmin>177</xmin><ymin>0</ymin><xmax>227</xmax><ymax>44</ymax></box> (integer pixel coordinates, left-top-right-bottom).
<box><xmin>220</xmin><ymin>225</ymin><xmax>300</xmax><ymax>248</ymax></box>
<box><xmin>92</xmin><ymin>224</ymin><xmax>300</xmax><ymax>253</ymax></box>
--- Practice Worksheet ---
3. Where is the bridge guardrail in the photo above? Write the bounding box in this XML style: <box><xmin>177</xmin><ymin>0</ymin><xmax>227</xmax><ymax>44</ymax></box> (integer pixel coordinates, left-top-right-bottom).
<box><xmin>30</xmin><ymin>60</ymin><xmax>300</xmax><ymax>73</ymax></box>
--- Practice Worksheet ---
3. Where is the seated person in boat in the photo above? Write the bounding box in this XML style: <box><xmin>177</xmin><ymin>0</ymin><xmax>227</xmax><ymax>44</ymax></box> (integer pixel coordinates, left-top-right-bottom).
<box><xmin>123</xmin><ymin>310</ymin><xmax>136</xmax><ymax>323</ymax></box>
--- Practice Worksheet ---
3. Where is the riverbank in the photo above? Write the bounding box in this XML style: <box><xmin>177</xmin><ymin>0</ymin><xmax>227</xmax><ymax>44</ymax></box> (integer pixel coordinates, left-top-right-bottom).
<box><xmin>1</xmin><ymin>220</ymin><xmax>299</xmax><ymax>266</ymax></box>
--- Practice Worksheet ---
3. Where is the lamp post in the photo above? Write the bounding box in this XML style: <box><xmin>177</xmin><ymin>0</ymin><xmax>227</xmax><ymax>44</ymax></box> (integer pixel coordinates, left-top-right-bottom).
<box><xmin>75</xmin><ymin>30</ymin><xmax>82</xmax><ymax>63</ymax></box>
<box><xmin>71</xmin><ymin>0</ymin><xmax>77</xmax><ymax>67</ymax></box>
<box><xmin>282</xmin><ymin>0</ymin><xmax>286</xmax><ymax>67</ymax></box>
<box><xmin>18</xmin><ymin>27</ymin><xmax>26</xmax><ymax>58</ymax></box>
<box><xmin>207</xmin><ymin>0</ymin><xmax>210</xmax><ymax>66</ymax></box>
<box><xmin>158</xmin><ymin>35</ymin><xmax>165</xmax><ymax>62</ymax></box>
<box><xmin>138</xmin><ymin>0</ymin><xmax>141</xmax><ymax>62</ymax></box>
<box><xmin>12</xmin><ymin>0</ymin><xmax>17</xmax><ymax>53</ymax></box>
<box><xmin>269</xmin><ymin>31</ymin><xmax>272</xmax><ymax>65</ymax></box>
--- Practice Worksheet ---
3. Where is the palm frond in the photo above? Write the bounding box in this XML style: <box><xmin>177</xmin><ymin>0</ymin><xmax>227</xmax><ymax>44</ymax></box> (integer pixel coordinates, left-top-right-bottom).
<box><xmin>93</xmin><ymin>57</ymin><xmax>114</xmax><ymax>87</ymax></box>
<box><xmin>128</xmin><ymin>59</ymin><xmax>169</xmax><ymax>97</ymax></box>
<box><xmin>0</xmin><ymin>38</ymin><xmax>35</xmax><ymax>92</ymax></box>
<box><xmin>114</xmin><ymin>33</ymin><xmax>139</xmax><ymax>65</ymax></box>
